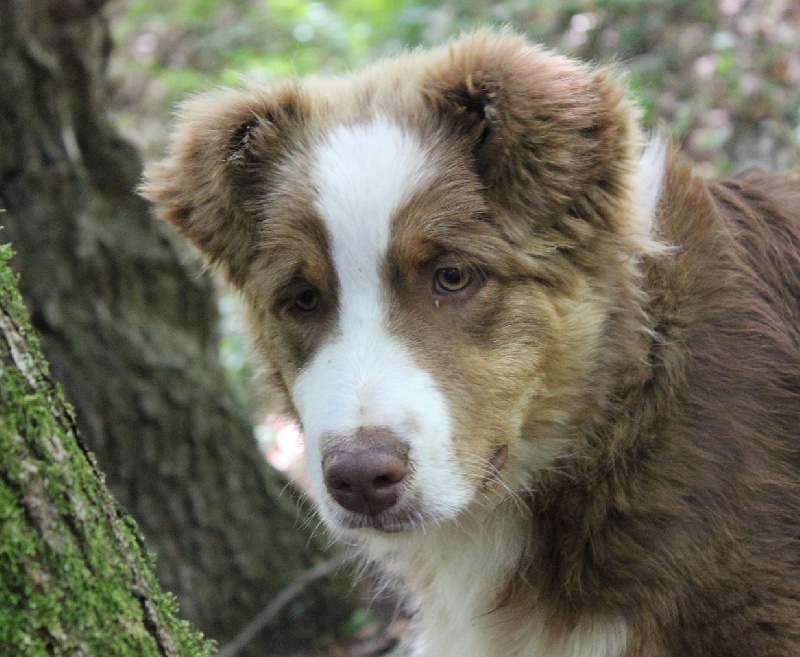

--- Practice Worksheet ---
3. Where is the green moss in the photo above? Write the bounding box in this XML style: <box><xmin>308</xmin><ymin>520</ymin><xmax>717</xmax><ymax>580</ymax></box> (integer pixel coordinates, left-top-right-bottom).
<box><xmin>0</xmin><ymin>244</ymin><xmax>214</xmax><ymax>657</ymax></box>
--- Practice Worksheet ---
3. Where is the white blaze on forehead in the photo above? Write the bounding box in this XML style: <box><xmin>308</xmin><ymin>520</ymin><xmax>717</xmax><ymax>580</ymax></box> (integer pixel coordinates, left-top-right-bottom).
<box><xmin>292</xmin><ymin>118</ymin><xmax>473</xmax><ymax>527</ymax></box>
<box><xmin>310</xmin><ymin>117</ymin><xmax>429</xmax><ymax>282</ymax></box>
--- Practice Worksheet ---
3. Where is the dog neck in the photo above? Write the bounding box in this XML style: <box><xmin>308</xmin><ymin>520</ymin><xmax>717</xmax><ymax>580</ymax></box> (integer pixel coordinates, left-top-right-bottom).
<box><xmin>358</xmin><ymin>494</ymin><xmax>628</xmax><ymax>656</ymax></box>
<box><xmin>361</xmin><ymin>496</ymin><xmax>533</xmax><ymax>654</ymax></box>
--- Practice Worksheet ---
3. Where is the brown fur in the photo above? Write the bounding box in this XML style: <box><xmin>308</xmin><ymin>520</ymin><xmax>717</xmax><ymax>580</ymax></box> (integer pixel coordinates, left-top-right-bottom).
<box><xmin>142</xmin><ymin>29</ymin><xmax>800</xmax><ymax>656</ymax></box>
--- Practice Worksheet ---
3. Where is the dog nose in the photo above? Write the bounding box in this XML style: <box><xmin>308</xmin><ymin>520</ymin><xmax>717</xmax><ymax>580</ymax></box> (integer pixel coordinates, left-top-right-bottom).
<box><xmin>323</xmin><ymin>431</ymin><xmax>409</xmax><ymax>516</ymax></box>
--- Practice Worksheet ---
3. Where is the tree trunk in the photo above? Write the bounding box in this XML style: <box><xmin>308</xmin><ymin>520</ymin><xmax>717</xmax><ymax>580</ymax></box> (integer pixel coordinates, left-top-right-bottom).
<box><xmin>0</xmin><ymin>1</ymin><xmax>350</xmax><ymax>654</ymax></box>
<box><xmin>0</xmin><ymin>243</ymin><xmax>213</xmax><ymax>656</ymax></box>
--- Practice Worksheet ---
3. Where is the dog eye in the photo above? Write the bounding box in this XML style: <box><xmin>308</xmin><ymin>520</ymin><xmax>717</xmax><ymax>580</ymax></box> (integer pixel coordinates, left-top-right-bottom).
<box><xmin>434</xmin><ymin>266</ymin><xmax>473</xmax><ymax>294</ymax></box>
<box><xmin>289</xmin><ymin>286</ymin><xmax>319</xmax><ymax>313</ymax></box>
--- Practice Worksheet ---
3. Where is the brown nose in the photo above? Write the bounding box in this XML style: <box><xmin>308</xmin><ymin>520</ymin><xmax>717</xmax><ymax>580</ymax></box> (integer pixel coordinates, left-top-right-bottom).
<box><xmin>322</xmin><ymin>430</ymin><xmax>409</xmax><ymax>516</ymax></box>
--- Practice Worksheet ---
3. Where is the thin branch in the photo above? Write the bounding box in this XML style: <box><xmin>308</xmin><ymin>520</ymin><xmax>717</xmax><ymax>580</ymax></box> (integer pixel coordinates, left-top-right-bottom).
<box><xmin>216</xmin><ymin>551</ymin><xmax>351</xmax><ymax>657</ymax></box>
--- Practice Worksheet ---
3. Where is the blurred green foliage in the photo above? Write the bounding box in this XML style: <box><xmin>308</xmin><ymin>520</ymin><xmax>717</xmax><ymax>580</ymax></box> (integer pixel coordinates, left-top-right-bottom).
<box><xmin>111</xmin><ymin>0</ymin><xmax>799</xmax><ymax>174</ymax></box>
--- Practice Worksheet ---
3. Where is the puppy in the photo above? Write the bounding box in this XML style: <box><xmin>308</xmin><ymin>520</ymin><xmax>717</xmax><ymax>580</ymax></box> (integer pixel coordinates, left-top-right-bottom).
<box><xmin>142</xmin><ymin>29</ymin><xmax>800</xmax><ymax>657</ymax></box>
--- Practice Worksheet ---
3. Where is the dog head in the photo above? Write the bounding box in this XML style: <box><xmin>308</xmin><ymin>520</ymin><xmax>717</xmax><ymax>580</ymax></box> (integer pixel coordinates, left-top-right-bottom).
<box><xmin>142</xmin><ymin>30</ymin><xmax>664</xmax><ymax>537</ymax></box>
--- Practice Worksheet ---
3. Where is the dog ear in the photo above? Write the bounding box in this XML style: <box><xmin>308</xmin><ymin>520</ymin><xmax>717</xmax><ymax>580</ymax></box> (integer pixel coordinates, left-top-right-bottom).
<box><xmin>422</xmin><ymin>30</ymin><xmax>640</xmax><ymax>233</ymax></box>
<box><xmin>140</xmin><ymin>85</ymin><xmax>306</xmax><ymax>287</ymax></box>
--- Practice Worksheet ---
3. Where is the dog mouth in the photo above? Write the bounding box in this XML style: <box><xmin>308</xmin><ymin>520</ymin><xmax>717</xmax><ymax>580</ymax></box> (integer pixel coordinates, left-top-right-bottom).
<box><xmin>334</xmin><ymin>507</ymin><xmax>430</xmax><ymax>534</ymax></box>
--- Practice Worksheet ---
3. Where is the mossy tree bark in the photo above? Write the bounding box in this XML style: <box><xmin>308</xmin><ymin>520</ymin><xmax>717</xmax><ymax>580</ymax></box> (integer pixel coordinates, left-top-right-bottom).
<box><xmin>0</xmin><ymin>1</ymin><xmax>350</xmax><ymax>654</ymax></box>
<box><xmin>0</xmin><ymin>244</ymin><xmax>214</xmax><ymax>656</ymax></box>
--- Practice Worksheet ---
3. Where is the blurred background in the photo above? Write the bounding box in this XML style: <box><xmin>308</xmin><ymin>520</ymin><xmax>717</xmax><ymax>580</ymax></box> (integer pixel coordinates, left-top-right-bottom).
<box><xmin>1</xmin><ymin>1</ymin><xmax>798</xmax><ymax>656</ymax></box>
<box><xmin>110</xmin><ymin>0</ymin><xmax>800</xmax><ymax>172</ymax></box>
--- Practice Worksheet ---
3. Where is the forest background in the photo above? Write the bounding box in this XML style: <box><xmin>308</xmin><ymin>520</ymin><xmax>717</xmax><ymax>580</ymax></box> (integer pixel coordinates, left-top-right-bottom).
<box><xmin>1</xmin><ymin>1</ymin><xmax>798</xmax><ymax>656</ymax></box>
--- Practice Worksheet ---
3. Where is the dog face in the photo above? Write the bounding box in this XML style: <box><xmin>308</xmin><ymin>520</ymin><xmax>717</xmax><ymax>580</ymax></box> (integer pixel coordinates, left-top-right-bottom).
<box><xmin>143</xmin><ymin>30</ymin><xmax>663</xmax><ymax>537</ymax></box>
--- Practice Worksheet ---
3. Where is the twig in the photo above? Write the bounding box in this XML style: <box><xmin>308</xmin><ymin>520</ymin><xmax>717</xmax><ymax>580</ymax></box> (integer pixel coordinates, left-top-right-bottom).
<box><xmin>216</xmin><ymin>551</ymin><xmax>351</xmax><ymax>657</ymax></box>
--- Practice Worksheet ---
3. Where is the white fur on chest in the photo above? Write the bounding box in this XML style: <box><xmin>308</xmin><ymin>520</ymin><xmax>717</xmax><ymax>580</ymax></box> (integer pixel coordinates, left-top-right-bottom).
<box><xmin>410</xmin><ymin>607</ymin><xmax>628</xmax><ymax>657</ymax></box>
<box><xmin>363</xmin><ymin>505</ymin><xmax>628</xmax><ymax>657</ymax></box>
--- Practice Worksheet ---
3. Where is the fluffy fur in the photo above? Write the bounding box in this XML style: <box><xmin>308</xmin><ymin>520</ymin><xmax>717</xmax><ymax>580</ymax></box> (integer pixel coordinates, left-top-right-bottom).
<box><xmin>142</xmin><ymin>29</ymin><xmax>800</xmax><ymax>656</ymax></box>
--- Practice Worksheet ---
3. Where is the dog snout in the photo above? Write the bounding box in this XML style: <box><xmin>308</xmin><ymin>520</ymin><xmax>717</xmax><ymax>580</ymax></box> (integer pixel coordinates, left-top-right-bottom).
<box><xmin>322</xmin><ymin>429</ymin><xmax>409</xmax><ymax>516</ymax></box>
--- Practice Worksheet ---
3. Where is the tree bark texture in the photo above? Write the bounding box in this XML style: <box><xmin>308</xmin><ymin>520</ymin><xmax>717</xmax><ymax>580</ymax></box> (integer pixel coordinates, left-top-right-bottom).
<box><xmin>0</xmin><ymin>243</ymin><xmax>214</xmax><ymax>656</ymax></box>
<box><xmin>0</xmin><ymin>1</ymin><xmax>351</xmax><ymax>654</ymax></box>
